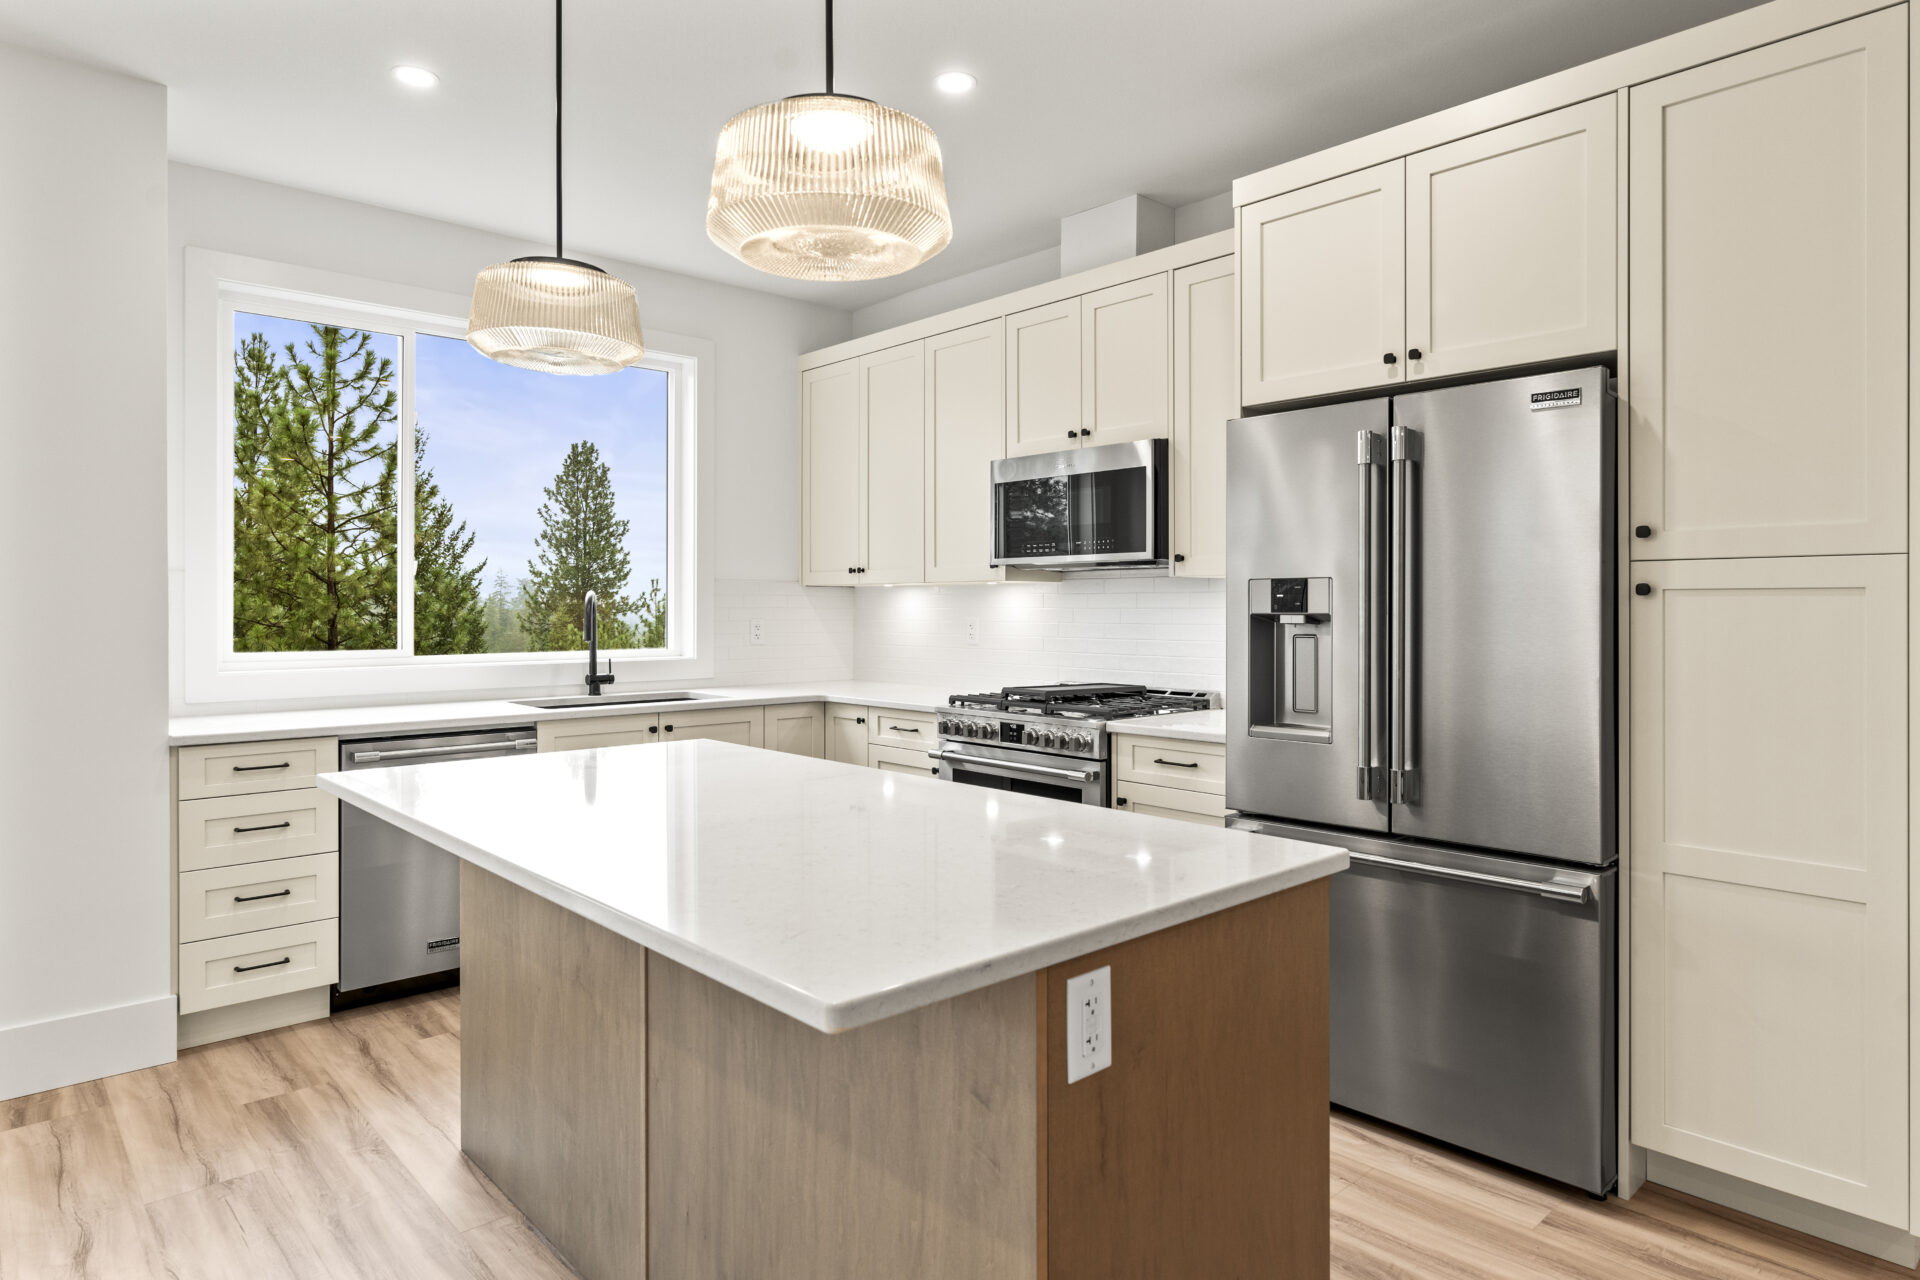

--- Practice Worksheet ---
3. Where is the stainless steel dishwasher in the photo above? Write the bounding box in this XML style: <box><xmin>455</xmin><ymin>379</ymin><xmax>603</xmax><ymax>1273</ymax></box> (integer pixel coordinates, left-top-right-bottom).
<box><xmin>337</xmin><ymin>727</ymin><xmax>536</xmax><ymax>994</ymax></box>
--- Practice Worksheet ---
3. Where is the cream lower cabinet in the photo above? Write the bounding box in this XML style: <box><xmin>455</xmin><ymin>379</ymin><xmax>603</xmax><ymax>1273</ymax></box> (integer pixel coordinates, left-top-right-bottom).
<box><xmin>1171</xmin><ymin>256</ymin><xmax>1235</xmax><ymax>578</ymax></box>
<box><xmin>1628</xmin><ymin>9</ymin><xmax>1907</xmax><ymax>562</ymax></box>
<box><xmin>767</xmin><ymin>703</ymin><xmax>824</xmax><ymax>757</ymax></box>
<box><xmin>825</xmin><ymin>702</ymin><xmax>869</xmax><ymax>764</ymax></box>
<box><xmin>659</xmin><ymin>705</ymin><xmax>765</xmax><ymax>748</ymax></box>
<box><xmin>538</xmin><ymin>713</ymin><xmax>659</xmax><ymax>752</ymax></box>
<box><xmin>867</xmin><ymin>744</ymin><xmax>939</xmax><ymax>776</ymax></box>
<box><xmin>1629</xmin><ymin>554</ymin><xmax>1908</xmax><ymax>1225</ymax></box>
<box><xmin>1111</xmin><ymin>735</ymin><xmax>1227</xmax><ymax>827</ymax></box>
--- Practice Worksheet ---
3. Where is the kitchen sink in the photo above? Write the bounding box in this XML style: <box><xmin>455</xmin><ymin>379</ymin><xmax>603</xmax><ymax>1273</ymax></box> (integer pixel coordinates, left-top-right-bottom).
<box><xmin>512</xmin><ymin>691</ymin><xmax>719</xmax><ymax>710</ymax></box>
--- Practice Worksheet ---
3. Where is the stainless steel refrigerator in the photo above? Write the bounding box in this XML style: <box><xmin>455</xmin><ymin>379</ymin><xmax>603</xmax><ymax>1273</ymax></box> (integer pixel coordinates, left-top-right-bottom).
<box><xmin>1226</xmin><ymin>366</ymin><xmax>1617</xmax><ymax>1195</ymax></box>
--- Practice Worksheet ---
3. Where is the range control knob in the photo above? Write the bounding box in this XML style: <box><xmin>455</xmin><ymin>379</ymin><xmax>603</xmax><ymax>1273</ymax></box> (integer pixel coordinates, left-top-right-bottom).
<box><xmin>968</xmin><ymin>721</ymin><xmax>985</xmax><ymax>738</ymax></box>
<box><xmin>1075</xmin><ymin>732</ymin><xmax>1093</xmax><ymax>752</ymax></box>
<box><xmin>1024</xmin><ymin>726</ymin><xmax>1040</xmax><ymax>745</ymax></box>
<box><xmin>1044</xmin><ymin>730</ymin><xmax>1062</xmax><ymax>749</ymax></box>
<box><xmin>937</xmin><ymin>718</ymin><xmax>951</xmax><ymax>735</ymax></box>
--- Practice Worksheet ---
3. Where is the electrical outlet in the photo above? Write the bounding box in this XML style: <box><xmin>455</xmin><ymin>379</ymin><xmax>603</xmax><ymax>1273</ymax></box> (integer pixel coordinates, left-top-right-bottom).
<box><xmin>1065</xmin><ymin>966</ymin><xmax>1112</xmax><ymax>1083</ymax></box>
<box><xmin>749</xmin><ymin>619</ymin><xmax>764</xmax><ymax>645</ymax></box>
<box><xmin>966</xmin><ymin>618</ymin><xmax>980</xmax><ymax>646</ymax></box>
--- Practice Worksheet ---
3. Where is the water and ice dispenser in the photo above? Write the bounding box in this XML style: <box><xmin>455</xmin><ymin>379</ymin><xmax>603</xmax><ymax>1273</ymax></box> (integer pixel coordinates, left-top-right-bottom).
<box><xmin>1245</xmin><ymin>576</ymin><xmax>1333</xmax><ymax>744</ymax></box>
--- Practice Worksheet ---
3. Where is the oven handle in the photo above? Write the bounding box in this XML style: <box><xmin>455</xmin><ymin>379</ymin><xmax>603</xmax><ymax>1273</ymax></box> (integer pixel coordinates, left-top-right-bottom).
<box><xmin>929</xmin><ymin>749</ymin><xmax>1098</xmax><ymax>783</ymax></box>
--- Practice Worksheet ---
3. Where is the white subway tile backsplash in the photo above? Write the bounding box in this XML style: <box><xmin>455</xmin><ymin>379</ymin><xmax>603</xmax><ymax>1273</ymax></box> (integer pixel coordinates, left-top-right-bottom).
<box><xmin>712</xmin><ymin>580</ymin><xmax>855</xmax><ymax>682</ymax></box>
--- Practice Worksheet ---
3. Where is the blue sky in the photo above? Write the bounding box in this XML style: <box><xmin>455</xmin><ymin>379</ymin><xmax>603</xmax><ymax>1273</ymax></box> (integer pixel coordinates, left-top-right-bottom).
<box><xmin>236</xmin><ymin>315</ymin><xmax>669</xmax><ymax>613</ymax></box>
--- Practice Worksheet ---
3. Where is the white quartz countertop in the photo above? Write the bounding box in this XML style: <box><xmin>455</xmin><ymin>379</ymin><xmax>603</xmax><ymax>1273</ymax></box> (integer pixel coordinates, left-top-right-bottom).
<box><xmin>316</xmin><ymin>740</ymin><xmax>1340</xmax><ymax>1032</ymax></box>
<box><xmin>169</xmin><ymin>680</ymin><xmax>1230</xmax><ymax>746</ymax></box>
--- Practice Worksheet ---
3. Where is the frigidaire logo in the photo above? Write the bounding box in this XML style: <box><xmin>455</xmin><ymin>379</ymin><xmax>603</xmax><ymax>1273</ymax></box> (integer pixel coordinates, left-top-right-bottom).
<box><xmin>427</xmin><ymin>937</ymin><xmax>459</xmax><ymax>951</ymax></box>
<box><xmin>1529</xmin><ymin>388</ymin><xmax>1583</xmax><ymax>411</ymax></box>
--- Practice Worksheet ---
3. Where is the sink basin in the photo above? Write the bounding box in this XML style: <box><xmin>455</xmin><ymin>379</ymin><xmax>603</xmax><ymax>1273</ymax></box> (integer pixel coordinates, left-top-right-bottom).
<box><xmin>513</xmin><ymin>691</ymin><xmax>718</xmax><ymax>711</ymax></box>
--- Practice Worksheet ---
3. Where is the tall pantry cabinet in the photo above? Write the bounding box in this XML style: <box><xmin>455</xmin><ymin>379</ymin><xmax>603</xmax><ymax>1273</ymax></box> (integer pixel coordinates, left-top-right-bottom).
<box><xmin>1625</xmin><ymin>7</ymin><xmax>1912</xmax><ymax>1227</ymax></box>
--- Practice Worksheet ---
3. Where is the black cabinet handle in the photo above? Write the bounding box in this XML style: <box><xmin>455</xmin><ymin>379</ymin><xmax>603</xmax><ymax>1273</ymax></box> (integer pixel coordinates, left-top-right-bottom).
<box><xmin>1635</xmin><ymin>583</ymin><xmax>1652</xmax><ymax>596</ymax></box>
<box><xmin>1067</xmin><ymin>429</ymin><xmax>1080</xmax><ymax>438</ymax></box>
<box><xmin>847</xmin><ymin>567</ymin><xmax>855</xmax><ymax>574</ymax></box>
<box><xmin>892</xmin><ymin>725</ymin><xmax>920</xmax><ymax>734</ymax></box>
<box><xmin>1634</xmin><ymin>525</ymin><xmax>1653</xmax><ymax>539</ymax></box>
<box><xmin>1382</xmin><ymin>352</ymin><xmax>1397</xmax><ymax>365</ymax></box>
<box><xmin>648</xmin><ymin>725</ymin><xmax>659</xmax><ymax>734</ymax></box>
<box><xmin>233</xmin><ymin>956</ymin><xmax>292</xmax><ymax>973</ymax></box>
<box><xmin>1173</xmin><ymin>553</ymin><xmax>1186</xmax><ymax>563</ymax></box>
<box><xmin>234</xmin><ymin>888</ymin><xmax>293</xmax><ymax>903</ymax></box>
<box><xmin>1116</xmin><ymin>797</ymin><xmax>1129</xmax><ymax>806</ymax></box>
<box><xmin>233</xmin><ymin>821</ymin><xmax>291</xmax><ymax>834</ymax></box>
<box><xmin>1407</xmin><ymin>348</ymin><xmax>1424</xmax><ymax>361</ymax></box>
<box><xmin>1153</xmin><ymin>758</ymin><xmax>1200</xmax><ymax>768</ymax></box>
<box><xmin>664</xmin><ymin>724</ymin><xmax>674</xmax><ymax>732</ymax></box>
<box><xmin>857</xmin><ymin>567</ymin><xmax>866</xmax><ymax>574</ymax></box>
<box><xmin>930</xmin><ymin>766</ymin><xmax>939</xmax><ymax>775</ymax></box>
<box><xmin>232</xmin><ymin>762</ymin><xmax>291</xmax><ymax>773</ymax></box>
<box><xmin>856</xmin><ymin>717</ymin><xmax>866</xmax><ymax>725</ymax></box>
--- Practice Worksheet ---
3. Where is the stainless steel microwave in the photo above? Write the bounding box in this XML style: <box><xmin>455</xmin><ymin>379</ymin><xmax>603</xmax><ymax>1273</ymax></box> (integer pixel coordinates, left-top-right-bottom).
<box><xmin>990</xmin><ymin>438</ymin><xmax>1169</xmax><ymax>570</ymax></box>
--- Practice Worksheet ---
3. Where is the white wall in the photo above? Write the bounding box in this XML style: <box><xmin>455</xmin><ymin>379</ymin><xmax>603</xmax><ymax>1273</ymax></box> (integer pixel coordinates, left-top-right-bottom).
<box><xmin>855</xmin><ymin>577</ymin><xmax>1226</xmax><ymax>693</ymax></box>
<box><xmin>167</xmin><ymin>164</ymin><xmax>855</xmax><ymax>712</ymax></box>
<box><xmin>0</xmin><ymin>44</ymin><xmax>175</xmax><ymax>1098</ymax></box>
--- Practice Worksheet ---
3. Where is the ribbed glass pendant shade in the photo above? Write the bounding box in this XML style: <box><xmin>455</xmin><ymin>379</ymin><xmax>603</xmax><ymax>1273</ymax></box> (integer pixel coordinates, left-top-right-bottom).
<box><xmin>707</xmin><ymin>94</ymin><xmax>952</xmax><ymax>282</ymax></box>
<box><xmin>467</xmin><ymin>256</ymin><xmax>645</xmax><ymax>375</ymax></box>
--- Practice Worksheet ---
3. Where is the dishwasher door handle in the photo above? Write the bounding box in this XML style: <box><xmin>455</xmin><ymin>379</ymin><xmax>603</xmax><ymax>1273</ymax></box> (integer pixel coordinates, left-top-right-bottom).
<box><xmin>1347</xmin><ymin>849</ymin><xmax>1592</xmax><ymax>904</ymax></box>
<box><xmin>351</xmin><ymin>739</ymin><xmax>537</xmax><ymax>764</ymax></box>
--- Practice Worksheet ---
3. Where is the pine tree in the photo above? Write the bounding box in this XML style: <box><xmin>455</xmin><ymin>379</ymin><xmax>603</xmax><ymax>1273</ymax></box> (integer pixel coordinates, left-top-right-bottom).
<box><xmin>231</xmin><ymin>325</ymin><xmax>399</xmax><ymax>651</ymax></box>
<box><xmin>520</xmin><ymin>441</ymin><xmax>638</xmax><ymax>651</ymax></box>
<box><xmin>410</xmin><ymin>426</ymin><xmax>488</xmax><ymax>655</ymax></box>
<box><xmin>635</xmin><ymin>578</ymin><xmax>667</xmax><ymax>649</ymax></box>
<box><xmin>480</xmin><ymin>572</ymin><xmax>529</xmax><ymax>653</ymax></box>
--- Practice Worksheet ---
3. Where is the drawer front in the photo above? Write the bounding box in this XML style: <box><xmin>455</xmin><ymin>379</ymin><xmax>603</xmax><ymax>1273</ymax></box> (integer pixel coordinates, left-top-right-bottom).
<box><xmin>1112</xmin><ymin>736</ymin><xmax>1227</xmax><ymax>793</ymax></box>
<box><xmin>659</xmin><ymin>704</ymin><xmax>766</xmax><ymax>748</ymax></box>
<box><xmin>179</xmin><ymin>852</ymin><xmax>338</xmax><ymax>944</ymax></box>
<box><xmin>1114</xmin><ymin>779</ymin><xmax>1228</xmax><ymax>826</ymax></box>
<box><xmin>867</xmin><ymin>743</ymin><xmax>941</xmax><ymax>776</ymax></box>
<box><xmin>537</xmin><ymin>713</ymin><xmax>659</xmax><ymax>752</ymax></box>
<box><xmin>176</xmin><ymin>737</ymin><xmax>339</xmax><ymax>801</ymax></box>
<box><xmin>177</xmin><ymin>918</ymin><xmax>339</xmax><ymax>1014</ymax></box>
<box><xmin>178</xmin><ymin>789</ymin><xmax>339</xmax><ymax>872</ymax></box>
<box><xmin>868</xmin><ymin>708</ymin><xmax>938</xmax><ymax>751</ymax></box>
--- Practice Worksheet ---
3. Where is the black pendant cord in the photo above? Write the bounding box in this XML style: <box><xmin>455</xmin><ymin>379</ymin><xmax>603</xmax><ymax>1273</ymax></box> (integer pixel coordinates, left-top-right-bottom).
<box><xmin>824</xmin><ymin>0</ymin><xmax>833</xmax><ymax>94</ymax></box>
<box><xmin>554</xmin><ymin>0</ymin><xmax>564</xmax><ymax>259</ymax></box>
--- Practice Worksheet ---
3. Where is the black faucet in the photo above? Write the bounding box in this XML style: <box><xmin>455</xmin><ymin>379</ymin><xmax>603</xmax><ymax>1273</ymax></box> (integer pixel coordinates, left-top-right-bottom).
<box><xmin>584</xmin><ymin>590</ymin><xmax>615</xmax><ymax>695</ymax></box>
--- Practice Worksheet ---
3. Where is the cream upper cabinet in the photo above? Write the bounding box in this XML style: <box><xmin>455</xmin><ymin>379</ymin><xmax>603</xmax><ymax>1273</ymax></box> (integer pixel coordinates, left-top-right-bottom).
<box><xmin>824</xmin><ymin>703</ymin><xmax>868</xmax><ymax>765</ymax></box>
<box><xmin>1080</xmin><ymin>273</ymin><xmax>1169</xmax><ymax>446</ymax></box>
<box><xmin>1405</xmin><ymin>96</ymin><xmax>1617</xmax><ymax>381</ymax></box>
<box><xmin>861</xmin><ymin>343</ymin><xmax>926</xmax><ymax>585</ymax></box>
<box><xmin>801</xmin><ymin>359</ymin><xmax>863</xmax><ymax>585</ymax></box>
<box><xmin>1629</xmin><ymin>554</ymin><xmax>1908</xmax><ymax>1225</ymax></box>
<box><xmin>1005</xmin><ymin>297</ymin><xmax>1083</xmax><ymax>456</ymax></box>
<box><xmin>1171</xmin><ymin>257</ymin><xmax>1235</xmax><ymax>578</ymax></box>
<box><xmin>924</xmin><ymin>320</ymin><xmax>1005</xmax><ymax>583</ymax></box>
<box><xmin>660</xmin><ymin>704</ymin><xmax>765</xmax><ymax>748</ymax></box>
<box><xmin>1628</xmin><ymin>9</ymin><xmax>1908</xmax><ymax>561</ymax></box>
<box><xmin>1240</xmin><ymin>160</ymin><xmax>1405</xmax><ymax>407</ymax></box>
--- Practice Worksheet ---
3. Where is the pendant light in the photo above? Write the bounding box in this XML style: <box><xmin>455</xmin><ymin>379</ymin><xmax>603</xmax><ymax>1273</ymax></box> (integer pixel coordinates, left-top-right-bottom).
<box><xmin>706</xmin><ymin>0</ymin><xmax>952</xmax><ymax>282</ymax></box>
<box><xmin>468</xmin><ymin>0</ymin><xmax>644</xmax><ymax>375</ymax></box>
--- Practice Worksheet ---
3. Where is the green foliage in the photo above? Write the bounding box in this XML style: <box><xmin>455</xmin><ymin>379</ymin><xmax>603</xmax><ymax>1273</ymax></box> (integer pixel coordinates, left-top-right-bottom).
<box><xmin>232</xmin><ymin>325</ymin><xmax>399</xmax><ymax>651</ymax></box>
<box><xmin>480</xmin><ymin>571</ymin><xmax>531</xmax><ymax>653</ymax></box>
<box><xmin>411</xmin><ymin>426</ymin><xmax>488</xmax><ymax>655</ymax></box>
<box><xmin>520</xmin><ymin>440</ymin><xmax>665</xmax><ymax>651</ymax></box>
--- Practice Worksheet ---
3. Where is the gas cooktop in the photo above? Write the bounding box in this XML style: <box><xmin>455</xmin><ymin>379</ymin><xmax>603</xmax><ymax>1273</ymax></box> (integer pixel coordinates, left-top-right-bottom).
<box><xmin>947</xmin><ymin>683</ymin><xmax>1214</xmax><ymax>722</ymax></box>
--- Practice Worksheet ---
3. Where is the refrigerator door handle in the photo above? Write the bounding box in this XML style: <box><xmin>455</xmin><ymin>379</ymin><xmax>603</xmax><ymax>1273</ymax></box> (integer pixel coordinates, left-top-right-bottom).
<box><xmin>1356</xmin><ymin>429</ymin><xmax>1387</xmax><ymax>799</ymax></box>
<box><xmin>1347</xmin><ymin>849</ymin><xmax>1595</xmax><ymax>905</ymax></box>
<box><xmin>1390</xmin><ymin>425</ymin><xmax>1421</xmax><ymax>805</ymax></box>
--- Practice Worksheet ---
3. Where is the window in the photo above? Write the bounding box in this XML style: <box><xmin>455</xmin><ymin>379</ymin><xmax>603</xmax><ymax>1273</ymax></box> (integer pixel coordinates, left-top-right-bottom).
<box><xmin>183</xmin><ymin>250</ymin><xmax>714</xmax><ymax>706</ymax></box>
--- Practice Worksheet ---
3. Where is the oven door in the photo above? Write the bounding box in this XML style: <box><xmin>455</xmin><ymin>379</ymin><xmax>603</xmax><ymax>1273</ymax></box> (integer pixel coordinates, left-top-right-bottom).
<box><xmin>933</xmin><ymin>740</ymin><xmax>1108</xmax><ymax>805</ymax></box>
<box><xmin>991</xmin><ymin>439</ymin><xmax>1167</xmax><ymax>569</ymax></box>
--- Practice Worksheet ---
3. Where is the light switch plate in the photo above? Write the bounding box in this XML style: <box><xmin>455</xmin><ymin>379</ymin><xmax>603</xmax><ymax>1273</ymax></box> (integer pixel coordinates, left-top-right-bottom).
<box><xmin>1065</xmin><ymin>965</ymin><xmax>1112</xmax><ymax>1083</ymax></box>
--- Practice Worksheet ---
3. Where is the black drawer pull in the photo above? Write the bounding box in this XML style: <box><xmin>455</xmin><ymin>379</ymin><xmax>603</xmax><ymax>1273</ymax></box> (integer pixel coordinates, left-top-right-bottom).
<box><xmin>231</xmin><ymin>762</ymin><xmax>291</xmax><ymax>772</ymax></box>
<box><xmin>233</xmin><ymin>956</ymin><xmax>292</xmax><ymax>973</ymax></box>
<box><xmin>891</xmin><ymin>725</ymin><xmax>921</xmax><ymax>734</ymax></box>
<box><xmin>234</xmin><ymin>888</ymin><xmax>293</xmax><ymax>903</ymax></box>
<box><xmin>233</xmin><ymin>821</ymin><xmax>292</xmax><ymax>834</ymax></box>
<box><xmin>1153</xmin><ymin>758</ymin><xmax>1200</xmax><ymax>768</ymax></box>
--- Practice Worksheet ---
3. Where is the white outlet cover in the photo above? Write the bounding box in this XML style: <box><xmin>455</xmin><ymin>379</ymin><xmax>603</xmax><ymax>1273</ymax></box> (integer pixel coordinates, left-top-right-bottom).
<box><xmin>1065</xmin><ymin>965</ymin><xmax>1112</xmax><ymax>1083</ymax></box>
<box><xmin>966</xmin><ymin>618</ymin><xmax>980</xmax><ymax>645</ymax></box>
<box><xmin>749</xmin><ymin>619</ymin><xmax>764</xmax><ymax>645</ymax></box>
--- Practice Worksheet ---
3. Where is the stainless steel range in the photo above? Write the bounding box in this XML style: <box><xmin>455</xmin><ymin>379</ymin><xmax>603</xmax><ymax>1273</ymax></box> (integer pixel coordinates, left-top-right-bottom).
<box><xmin>934</xmin><ymin>683</ymin><xmax>1214</xmax><ymax>805</ymax></box>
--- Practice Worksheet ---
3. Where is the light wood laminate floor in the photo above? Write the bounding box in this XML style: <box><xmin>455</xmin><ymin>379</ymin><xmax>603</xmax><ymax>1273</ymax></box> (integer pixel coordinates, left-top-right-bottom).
<box><xmin>0</xmin><ymin>986</ymin><xmax>1907</xmax><ymax>1279</ymax></box>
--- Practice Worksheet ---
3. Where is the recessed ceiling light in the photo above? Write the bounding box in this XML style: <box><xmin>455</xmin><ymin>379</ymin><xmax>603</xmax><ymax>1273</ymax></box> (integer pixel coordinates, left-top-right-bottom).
<box><xmin>935</xmin><ymin>71</ymin><xmax>976</xmax><ymax>95</ymax></box>
<box><xmin>392</xmin><ymin>65</ymin><xmax>439</xmax><ymax>89</ymax></box>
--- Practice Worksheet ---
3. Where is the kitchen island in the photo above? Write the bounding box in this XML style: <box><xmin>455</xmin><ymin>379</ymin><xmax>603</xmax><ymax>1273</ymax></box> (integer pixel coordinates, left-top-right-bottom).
<box><xmin>318</xmin><ymin>740</ymin><xmax>1344</xmax><ymax>1280</ymax></box>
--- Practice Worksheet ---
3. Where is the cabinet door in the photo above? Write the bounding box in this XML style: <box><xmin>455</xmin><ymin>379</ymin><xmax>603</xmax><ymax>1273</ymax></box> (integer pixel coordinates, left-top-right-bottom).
<box><xmin>1629</xmin><ymin>554</ymin><xmax>1907</xmax><ymax>1224</ymax></box>
<box><xmin>824</xmin><ymin>703</ymin><xmax>869</xmax><ymax>765</ymax></box>
<box><xmin>925</xmin><ymin>320</ymin><xmax>1005</xmax><ymax>583</ymax></box>
<box><xmin>861</xmin><ymin>343</ymin><xmax>926</xmax><ymax>584</ymax></box>
<box><xmin>867</xmin><ymin>743</ymin><xmax>939</xmax><ymax>776</ymax></box>
<box><xmin>1170</xmin><ymin>257</ymin><xmax>1235</xmax><ymax>578</ymax></box>
<box><xmin>1406</xmin><ymin>95</ymin><xmax>1616</xmax><ymax>381</ymax></box>
<box><xmin>1080</xmin><ymin>273</ymin><xmax>1169</xmax><ymax>446</ymax></box>
<box><xmin>801</xmin><ymin>360</ymin><xmax>864</xmax><ymax>585</ymax></box>
<box><xmin>660</xmin><ymin>705</ymin><xmax>765</xmax><ymax>749</ymax></box>
<box><xmin>537</xmin><ymin>713</ymin><xmax>658</xmax><ymax>752</ymax></box>
<box><xmin>1006</xmin><ymin>297</ymin><xmax>1082</xmax><ymax>456</ymax></box>
<box><xmin>767</xmin><ymin>703</ymin><xmax>825</xmax><ymax>757</ymax></box>
<box><xmin>1240</xmin><ymin>160</ymin><xmax>1405</xmax><ymax>407</ymax></box>
<box><xmin>1628</xmin><ymin>9</ymin><xmax>1907</xmax><ymax>560</ymax></box>
<box><xmin>1113</xmin><ymin>780</ymin><xmax>1226</xmax><ymax>826</ymax></box>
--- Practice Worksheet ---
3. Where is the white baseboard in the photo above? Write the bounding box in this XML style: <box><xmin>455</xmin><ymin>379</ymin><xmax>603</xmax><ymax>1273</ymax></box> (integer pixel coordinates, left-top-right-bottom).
<box><xmin>1646</xmin><ymin>1150</ymin><xmax>1919</xmax><ymax>1268</ymax></box>
<box><xmin>0</xmin><ymin>994</ymin><xmax>177</xmax><ymax>1102</ymax></box>
<box><xmin>177</xmin><ymin>986</ymin><xmax>330</xmax><ymax>1049</ymax></box>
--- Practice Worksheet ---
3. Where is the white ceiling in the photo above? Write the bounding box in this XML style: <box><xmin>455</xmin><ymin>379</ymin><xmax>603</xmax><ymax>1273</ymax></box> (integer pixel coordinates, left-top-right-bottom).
<box><xmin>0</xmin><ymin>0</ymin><xmax>1763</xmax><ymax>311</ymax></box>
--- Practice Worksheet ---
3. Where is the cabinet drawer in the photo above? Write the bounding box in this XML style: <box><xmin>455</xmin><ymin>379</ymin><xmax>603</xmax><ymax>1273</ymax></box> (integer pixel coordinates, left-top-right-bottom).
<box><xmin>176</xmin><ymin>737</ymin><xmax>338</xmax><ymax>801</ymax></box>
<box><xmin>178</xmin><ymin>789</ymin><xmax>339</xmax><ymax>872</ymax></box>
<box><xmin>537</xmin><ymin>714</ymin><xmax>658</xmax><ymax>752</ymax></box>
<box><xmin>1113</xmin><ymin>780</ymin><xmax>1227</xmax><ymax>826</ymax></box>
<box><xmin>179</xmin><ymin>852</ymin><xmax>338</xmax><ymax>944</ymax></box>
<box><xmin>868</xmin><ymin>708</ymin><xmax>938</xmax><ymax>751</ymax></box>
<box><xmin>1112</xmin><ymin>736</ymin><xmax>1226</xmax><ymax>793</ymax></box>
<box><xmin>177</xmin><ymin>918</ymin><xmax>339</xmax><ymax>1014</ymax></box>
<box><xmin>867</xmin><ymin>743</ymin><xmax>940</xmax><ymax>776</ymax></box>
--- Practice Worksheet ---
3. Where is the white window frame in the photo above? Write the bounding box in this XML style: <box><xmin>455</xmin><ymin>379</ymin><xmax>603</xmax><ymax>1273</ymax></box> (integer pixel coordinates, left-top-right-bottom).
<box><xmin>181</xmin><ymin>248</ymin><xmax>715</xmax><ymax>707</ymax></box>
